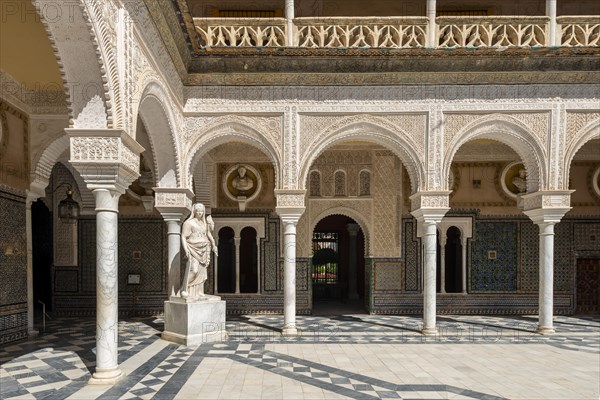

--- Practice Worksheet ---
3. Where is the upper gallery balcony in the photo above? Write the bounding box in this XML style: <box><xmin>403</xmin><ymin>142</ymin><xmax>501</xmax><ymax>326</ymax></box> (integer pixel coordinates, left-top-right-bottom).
<box><xmin>185</xmin><ymin>0</ymin><xmax>600</xmax><ymax>51</ymax></box>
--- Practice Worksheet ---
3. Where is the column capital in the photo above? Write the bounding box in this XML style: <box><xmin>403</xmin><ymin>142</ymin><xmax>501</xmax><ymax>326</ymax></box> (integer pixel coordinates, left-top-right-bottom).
<box><xmin>154</xmin><ymin>188</ymin><xmax>194</xmax><ymax>221</ymax></box>
<box><xmin>346</xmin><ymin>223</ymin><xmax>360</xmax><ymax>236</ymax></box>
<box><xmin>410</xmin><ymin>191</ymin><xmax>451</xmax><ymax>224</ymax></box>
<box><xmin>522</xmin><ymin>190</ymin><xmax>574</xmax><ymax>224</ymax></box>
<box><xmin>275</xmin><ymin>189</ymin><xmax>306</xmax><ymax>222</ymax></box>
<box><xmin>67</xmin><ymin>128</ymin><xmax>144</xmax><ymax>193</ymax></box>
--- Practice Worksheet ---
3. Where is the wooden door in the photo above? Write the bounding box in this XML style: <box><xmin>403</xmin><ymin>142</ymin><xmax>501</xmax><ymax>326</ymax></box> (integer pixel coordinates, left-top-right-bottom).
<box><xmin>576</xmin><ymin>259</ymin><xmax>600</xmax><ymax>314</ymax></box>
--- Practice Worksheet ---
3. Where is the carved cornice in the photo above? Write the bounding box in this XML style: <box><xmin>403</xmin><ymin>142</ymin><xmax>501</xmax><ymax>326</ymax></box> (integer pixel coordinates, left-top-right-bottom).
<box><xmin>0</xmin><ymin>70</ymin><xmax>68</xmax><ymax>115</ymax></box>
<box><xmin>275</xmin><ymin>189</ymin><xmax>306</xmax><ymax>220</ymax></box>
<box><xmin>154</xmin><ymin>187</ymin><xmax>194</xmax><ymax>218</ymax></box>
<box><xmin>410</xmin><ymin>191</ymin><xmax>451</xmax><ymax>222</ymax></box>
<box><xmin>521</xmin><ymin>190</ymin><xmax>574</xmax><ymax>223</ymax></box>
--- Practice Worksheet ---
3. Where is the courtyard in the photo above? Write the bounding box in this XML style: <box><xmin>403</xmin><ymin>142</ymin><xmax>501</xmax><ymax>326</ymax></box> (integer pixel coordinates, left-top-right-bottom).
<box><xmin>1</xmin><ymin>314</ymin><xmax>598</xmax><ymax>399</ymax></box>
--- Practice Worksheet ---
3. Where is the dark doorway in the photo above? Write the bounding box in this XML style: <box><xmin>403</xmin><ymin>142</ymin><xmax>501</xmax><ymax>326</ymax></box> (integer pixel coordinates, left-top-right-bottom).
<box><xmin>576</xmin><ymin>258</ymin><xmax>600</xmax><ymax>314</ymax></box>
<box><xmin>239</xmin><ymin>227</ymin><xmax>258</xmax><ymax>293</ymax></box>
<box><xmin>32</xmin><ymin>200</ymin><xmax>53</xmax><ymax>312</ymax></box>
<box><xmin>445</xmin><ymin>226</ymin><xmax>462</xmax><ymax>293</ymax></box>
<box><xmin>217</xmin><ymin>227</ymin><xmax>235</xmax><ymax>293</ymax></box>
<box><xmin>312</xmin><ymin>215</ymin><xmax>365</xmax><ymax>314</ymax></box>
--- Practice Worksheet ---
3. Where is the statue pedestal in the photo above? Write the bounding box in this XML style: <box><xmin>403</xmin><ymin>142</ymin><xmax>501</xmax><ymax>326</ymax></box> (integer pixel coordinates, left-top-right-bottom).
<box><xmin>162</xmin><ymin>295</ymin><xmax>227</xmax><ymax>346</ymax></box>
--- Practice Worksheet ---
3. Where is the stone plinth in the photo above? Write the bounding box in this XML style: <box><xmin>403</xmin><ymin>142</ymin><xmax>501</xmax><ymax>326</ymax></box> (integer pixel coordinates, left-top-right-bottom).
<box><xmin>162</xmin><ymin>296</ymin><xmax>227</xmax><ymax>346</ymax></box>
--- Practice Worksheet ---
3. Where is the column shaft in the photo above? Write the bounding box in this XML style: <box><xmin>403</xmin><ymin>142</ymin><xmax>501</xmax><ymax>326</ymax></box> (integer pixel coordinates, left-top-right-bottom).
<box><xmin>285</xmin><ymin>0</ymin><xmax>295</xmax><ymax>45</ymax></box>
<box><xmin>426</xmin><ymin>0</ymin><xmax>437</xmax><ymax>47</ymax></box>
<box><xmin>166</xmin><ymin>219</ymin><xmax>182</xmax><ymax>297</ymax></box>
<box><xmin>439</xmin><ymin>235</ymin><xmax>446</xmax><ymax>294</ymax></box>
<box><xmin>234</xmin><ymin>236</ymin><xmax>241</xmax><ymax>294</ymax></box>
<box><xmin>461</xmin><ymin>238</ymin><xmax>467</xmax><ymax>294</ymax></box>
<box><xmin>538</xmin><ymin>222</ymin><xmax>555</xmax><ymax>334</ymax></box>
<box><xmin>547</xmin><ymin>0</ymin><xmax>557</xmax><ymax>46</ymax></box>
<box><xmin>90</xmin><ymin>189</ymin><xmax>122</xmax><ymax>383</ymax></box>
<box><xmin>283</xmin><ymin>221</ymin><xmax>297</xmax><ymax>335</ymax></box>
<box><xmin>347</xmin><ymin>224</ymin><xmax>359</xmax><ymax>299</ymax></box>
<box><xmin>422</xmin><ymin>221</ymin><xmax>437</xmax><ymax>334</ymax></box>
<box><xmin>25</xmin><ymin>200</ymin><xmax>36</xmax><ymax>335</ymax></box>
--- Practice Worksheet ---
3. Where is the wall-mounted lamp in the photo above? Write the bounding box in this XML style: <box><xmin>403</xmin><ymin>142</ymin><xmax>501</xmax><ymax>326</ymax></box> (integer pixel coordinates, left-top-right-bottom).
<box><xmin>2</xmin><ymin>243</ymin><xmax>22</xmax><ymax>256</ymax></box>
<box><xmin>53</xmin><ymin>183</ymin><xmax>80</xmax><ymax>224</ymax></box>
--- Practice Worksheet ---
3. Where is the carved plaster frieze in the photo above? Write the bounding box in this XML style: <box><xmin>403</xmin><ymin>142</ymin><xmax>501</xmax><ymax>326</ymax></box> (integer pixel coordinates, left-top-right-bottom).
<box><xmin>566</xmin><ymin>112</ymin><xmax>600</xmax><ymax>146</ymax></box>
<box><xmin>184</xmin><ymin>84</ymin><xmax>600</xmax><ymax>106</ymax></box>
<box><xmin>521</xmin><ymin>190</ymin><xmax>574</xmax><ymax>223</ymax></box>
<box><xmin>154</xmin><ymin>187</ymin><xmax>194</xmax><ymax>218</ymax></box>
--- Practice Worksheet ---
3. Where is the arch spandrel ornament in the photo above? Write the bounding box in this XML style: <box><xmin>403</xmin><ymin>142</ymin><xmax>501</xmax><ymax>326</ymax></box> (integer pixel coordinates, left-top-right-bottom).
<box><xmin>299</xmin><ymin>116</ymin><xmax>425</xmax><ymax>194</ymax></box>
<box><xmin>563</xmin><ymin>115</ymin><xmax>600</xmax><ymax>189</ymax></box>
<box><xmin>443</xmin><ymin>114</ymin><xmax>547</xmax><ymax>193</ymax></box>
<box><xmin>185</xmin><ymin>118</ymin><xmax>282</xmax><ymax>191</ymax></box>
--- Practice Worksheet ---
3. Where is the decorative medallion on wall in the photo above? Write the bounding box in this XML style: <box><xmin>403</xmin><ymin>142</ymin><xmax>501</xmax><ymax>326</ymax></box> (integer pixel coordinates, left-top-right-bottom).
<box><xmin>223</xmin><ymin>164</ymin><xmax>262</xmax><ymax>211</ymax></box>
<box><xmin>0</xmin><ymin>109</ymin><xmax>8</xmax><ymax>160</ymax></box>
<box><xmin>501</xmin><ymin>162</ymin><xmax>527</xmax><ymax>198</ymax></box>
<box><xmin>592</xmin><ymin>165</ymin><xmax>600</xmax><ymax>199</ymax></box>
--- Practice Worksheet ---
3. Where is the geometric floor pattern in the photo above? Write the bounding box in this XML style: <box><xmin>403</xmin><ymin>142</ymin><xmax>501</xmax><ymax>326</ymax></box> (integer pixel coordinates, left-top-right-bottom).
<box><xmin>1</xmin><ymin>314</ymin><xmax>599</xmax><ymax>399</ymax></box>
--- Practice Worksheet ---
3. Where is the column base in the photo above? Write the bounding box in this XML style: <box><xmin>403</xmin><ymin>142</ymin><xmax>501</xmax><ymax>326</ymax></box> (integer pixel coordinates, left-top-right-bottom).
<box><xmin>282</xmin><ymin>327</ymin><xmax>298</xmax><ymax>336</ymax></box>
<box><xmin>536</xmin><ymin>326</ymin><xmax>555</xmax><ymax>335</ymax></box>
<box><xmin>89</xmin><ymin>368</ymin><xmax>124</xmax><ymax>385</ymax></box>
<box><xmin>28</xmin><ymin>328</ymin><xmax>39</xmax><ymax>336</ymax></box>
<box><xmin>421</xmin><ymin>327</ymin><xmax>438</xmax><ymax>336</ymax></box>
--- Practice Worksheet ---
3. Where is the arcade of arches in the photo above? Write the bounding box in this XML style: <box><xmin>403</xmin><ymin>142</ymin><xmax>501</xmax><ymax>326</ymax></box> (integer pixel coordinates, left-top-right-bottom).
<box><xmin>0</xmin><ymin>0</ymin><xmax>599</xmax><ymax>386</ymax></box>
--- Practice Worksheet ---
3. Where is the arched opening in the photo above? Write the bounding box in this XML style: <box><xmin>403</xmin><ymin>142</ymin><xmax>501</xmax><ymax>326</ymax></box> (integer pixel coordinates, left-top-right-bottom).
<box><xmin>239</xmin><ymin>227</ymin><xmax>258</xmax><ymax>293</ymax></box>
<box><xmin>217</xmin><ymin>227</ymin><xmax>235</xmax><ymax>293</ymax></box>
<box><xmin>312</xmin><ymin>215</ymin><xmax>365</xmax><ymax>314</ymax></box>
<box><xmin>32</xmin><ymin>199</ymin><xmax>53</xmax><ymax>313</ymax></box>
<box><xmin>445</xmin><ymin>226</ymin><xmax>462</xmax><ymax>293</ymax></box>
<box><xmin>568</xmin><ymin>139</ymin><xmax>600</xmax><ymax>314</ymax></box>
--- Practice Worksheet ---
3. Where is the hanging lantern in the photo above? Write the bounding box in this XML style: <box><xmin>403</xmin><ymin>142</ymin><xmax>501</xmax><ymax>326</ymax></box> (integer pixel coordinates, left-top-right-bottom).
<box><xmin>58</xmin><ymin>186</ymin><xmax>80</xmax><ymax>223</ymax></box>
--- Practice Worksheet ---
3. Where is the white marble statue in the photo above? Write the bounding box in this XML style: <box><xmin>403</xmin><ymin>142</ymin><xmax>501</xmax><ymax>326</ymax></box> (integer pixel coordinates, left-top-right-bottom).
<box><xmin>180</xmin><ymin>203</ymin><xmax>217</xmax><ymax>298</ymax></box>
<box><xmin>512</xmin><ymin>169</ymin><xmax>527</xmax><ymax>193</ymax></box>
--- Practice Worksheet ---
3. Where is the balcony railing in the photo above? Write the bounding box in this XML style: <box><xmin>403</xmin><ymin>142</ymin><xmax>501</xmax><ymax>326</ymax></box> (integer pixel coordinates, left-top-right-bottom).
<box><xmin>194</xmin><ymin>16</ymin><xmax>600</xmax><ymax>49</ymax></box>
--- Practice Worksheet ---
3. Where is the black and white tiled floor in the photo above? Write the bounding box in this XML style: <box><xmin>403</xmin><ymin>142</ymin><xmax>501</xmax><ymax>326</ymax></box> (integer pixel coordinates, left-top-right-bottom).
<box><xmin>1</xmin><ymin>315</ymin><xmax>598</xmax><ymax>399</ymax></box>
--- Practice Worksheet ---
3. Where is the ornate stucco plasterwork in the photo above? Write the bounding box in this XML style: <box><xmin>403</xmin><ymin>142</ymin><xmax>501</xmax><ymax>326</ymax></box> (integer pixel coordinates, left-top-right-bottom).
<box><xmin>73</xmin><ymin>96</ymin><xmax>108</xmax><ymax>129</ymax></box>
<box><xmin>566</xmin><ymin>112</ymin><xmax>600</xmax><ymax>146</ymax></box>
<box><xmin>154</xmin><ymin>188</ymin><xmax>194</xmax><ymax>215</ymax></box>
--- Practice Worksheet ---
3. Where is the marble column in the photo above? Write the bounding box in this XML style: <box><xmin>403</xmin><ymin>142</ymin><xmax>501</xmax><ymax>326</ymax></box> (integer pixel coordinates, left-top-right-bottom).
<box><xmin>285</xmin><ymin>0</ymin><xmax>295</xmax><ymax>45</ymax></box>
<box><xmin>410</xmin><ymin>191</ymin><xmax>450</xmax><ymax>336</ymax></box>
<box><xmin>275</xmin><ymin>189</ymin><xmax>306</xmax><ymax>336</ymax></box>
<box><xmin>439</xmin><ymin>233</ymin><xmax>446</xmax><ymax>294</ymax></box>
<box><xmin>68</xmin><ymin>129</ymin><xmax>143</xmax><ymax>384</ymax></box>
<box><xmin>426</xmin><ymin>0</ymin><xmax>437</xmax><ymax>47</ymax></box>
<box><xmin>282</xmin><ymin>220</ymin><xmax>298</xmax><ymax>335</ymax></box>
<box><xmin>234</xmin><ymin>235</ymin><xmax>241</xmax><ymax>294</ymax></box>
<box><xmin>90</xmin><ymin>188</ymin><xmax>122</xmax><ymax>382</ymax></box>
<box><xmin>522</xmin><ymin>191</ymin><xmax>572</xmax><ymax>335</ymax></box>
<box><xmin>422</xmin><ymin>221</ymin><xmax>438</xmax><ymax>334</ymax></box>
<box><xmin>537</xmin><ymin>221</ymin><xmax>556</xmax><ymax>333</ymax></box>
<box><xmin>154</xmin><ymin>188</ymin><xmax>194</xmax><ymax>298</ymax></box>
<box><xmin>461</xmin><ymin>237</ymin><xmax>468</xmax><ymax>294</ymax></box>
<box><xmin>25</xmin><ymin>192</ymin><xmax>42</xmax><ymax>336</ymax></box>
<box><xmin>547</xmin><ymin>0</ymin><xmax>557</xmax><ymax>46</ymax></box>
<box><xmin>346</xmin><ymin>223</ymin><xmax>360</xmax><ymax>300</ymax></box>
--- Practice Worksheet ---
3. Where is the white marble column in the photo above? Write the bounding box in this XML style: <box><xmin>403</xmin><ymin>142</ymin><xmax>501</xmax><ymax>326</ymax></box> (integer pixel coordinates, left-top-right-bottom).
<box><xmin>256</xmin><ymin>237</ymin><xmax>261</xmax><ymax>294</ymax></box>
<box><xmin>90</xmin><ymin>188</ymin><xmax>122</xmax><ymax>382</ymax></box>
<box><xmin>439</xmin><ymin>233</ymin><xmax>446</xmax><ymax>294</ymax></box>
<box><xmin>522</xmin><ymin>190</ymin><xmax>572</xmax><ymax>335</ymax></box>
<box><xmin>426</xmin><ymin>0</ymin><xmax>437</xmax><ymax>47</ymax></box>
<box><xmin>234</xmin><ymin>235</ymin><xmax>241</xmax><ymax>294</ymax></box>
<box><xmin>422</xmin><ymin>221</ymin><xmax>438</xmax><ymax>334</ymax></box>
<box><xmin>165</xmin><ymin>218</ymin><xmax>183</xmax><ymax>297</ymax></box>
<box><xmin>154</xmin><ymin>188</ymin><xmax>194</xmax><ymax>298</ymax></box>
<box><xmin>410</xmin><ymin>191</ymin><xmax>450</xmax><ymax>336</ymax></box>
<box><xmin>285</xmin><ymin>0</ymin><xmax>295</xmax><ymax>45</ymax></box>
<box><xmin>347</xmin><ymin>223</ymin><xmax>360</xmax><ymax>300</ymax></box>
<box><xmin>537</xmin><ymin>221</ymin><xmax>556</xmax><ymax>333</ymax></box>
<box><xmin>282</xmin><ymin>220</ymin><xmax>298</xmax><ymax>335</ymax></box>
<box><xmin>461</xmin><ymin>237</ymin><xmax>468</xmax><ymax>294</ymax></box>
<box><xmin>547</xmin><ymin>0</ymin><xmax>557</xmax><ymax>46</ymax></box>
<box><xmin>68</xmin><ymin>129</ymin><xmax>143</xmax><ymax>384</ymax></box>
<box><xmin>275</xmin><ymin>189</ymin><xmax>305</xmax><ymax>336</ymax></box>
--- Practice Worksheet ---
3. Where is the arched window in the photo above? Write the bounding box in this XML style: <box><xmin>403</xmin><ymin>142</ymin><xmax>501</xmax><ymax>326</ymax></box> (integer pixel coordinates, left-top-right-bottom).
<box><xmin>309</xmin><ymin>171</ymin><xmax>321</xmax><ymax>196</ymax></box>
<box><xmin>334</xmin><ymin>170</ymin><xmax>346</xmax><ymax>196</ymax></box>
<box><xmin>217</xmin><ymin>227</ymin><xmax>235</xmax><ymax>293</ymax></box>
<box><xmin>359</xmin><ymin>170</ymin><xmax>371</xmax><ymax>196</ymax></box>
<box><xmin>240</xmin><ymin>227</ymin><xmax>258</xmax><ymax>293</ymax></box>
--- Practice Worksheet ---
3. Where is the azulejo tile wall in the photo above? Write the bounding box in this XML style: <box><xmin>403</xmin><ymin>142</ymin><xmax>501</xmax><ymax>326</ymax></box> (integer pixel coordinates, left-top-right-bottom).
<box><xmin>53</xmin><ymin>217</ymin><xmax>167</xmax><ymax>316</ymax></box>
<box><xmin>470</xmin><ymin>221</ymin><xmax>518</xmax><ymax>292</ymax></box>
<box><xmin>0</xmin><ymin>187</ymin><xmax>27</xmax><ymax>344</ymax></box>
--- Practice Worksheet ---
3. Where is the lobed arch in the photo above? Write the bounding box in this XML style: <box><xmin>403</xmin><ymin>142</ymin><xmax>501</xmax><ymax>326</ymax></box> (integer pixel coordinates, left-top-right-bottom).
<box><xmin>137</xmin><ymin>82</ymin><xmax>182</xmax><ymax>187</ymax></box>
<box><xmin>300</xmin><ymin>120</ymin><xmax>424</xmax><ymax>194</ymax></box>
<box><xmin>563</xmin><ymin>118</ymin><xmax>600</xmax><ymax>189</ymax></box>
<box><xmin>443</xmin><ymin>114</ymin><xmax>547</xmax><ymax>193</ymax></box>
<box><xmin>186</xmin><ymin>122</ymin><xmax>281</xmax><ymax>190</ymax></box>
<box><xmin>32</xmin><ymin>0</ymin><xmax>119</xmax><ymax>128</ymax></box>
<box><xmin>310</xmin><ymin>207</ymin><xmax>371</xmax><ymax>257</ymax></box>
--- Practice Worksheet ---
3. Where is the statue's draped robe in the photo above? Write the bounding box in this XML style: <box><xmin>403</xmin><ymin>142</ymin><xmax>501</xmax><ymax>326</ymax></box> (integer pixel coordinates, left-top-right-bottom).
<box><xmin>185</xmin><ymin>221</ymin><xmax>210</xmax><ymax>297</ymax></box>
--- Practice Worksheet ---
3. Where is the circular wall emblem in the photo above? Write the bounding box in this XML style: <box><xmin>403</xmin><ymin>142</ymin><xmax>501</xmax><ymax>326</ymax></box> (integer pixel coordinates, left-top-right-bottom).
<box><xmin>223</xmin><ymin>164</ymin><xmax>262</xmax><ymax>202</ymax></box>
<box><xmin>592</xmin><ymin>165</ymin><xmax>600</xmax><ymax>199</ymax></box>
<box><xmin>501</xmin><ymin>162</ymin><xmax>527</xmax><ymax>198</ymax></box>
